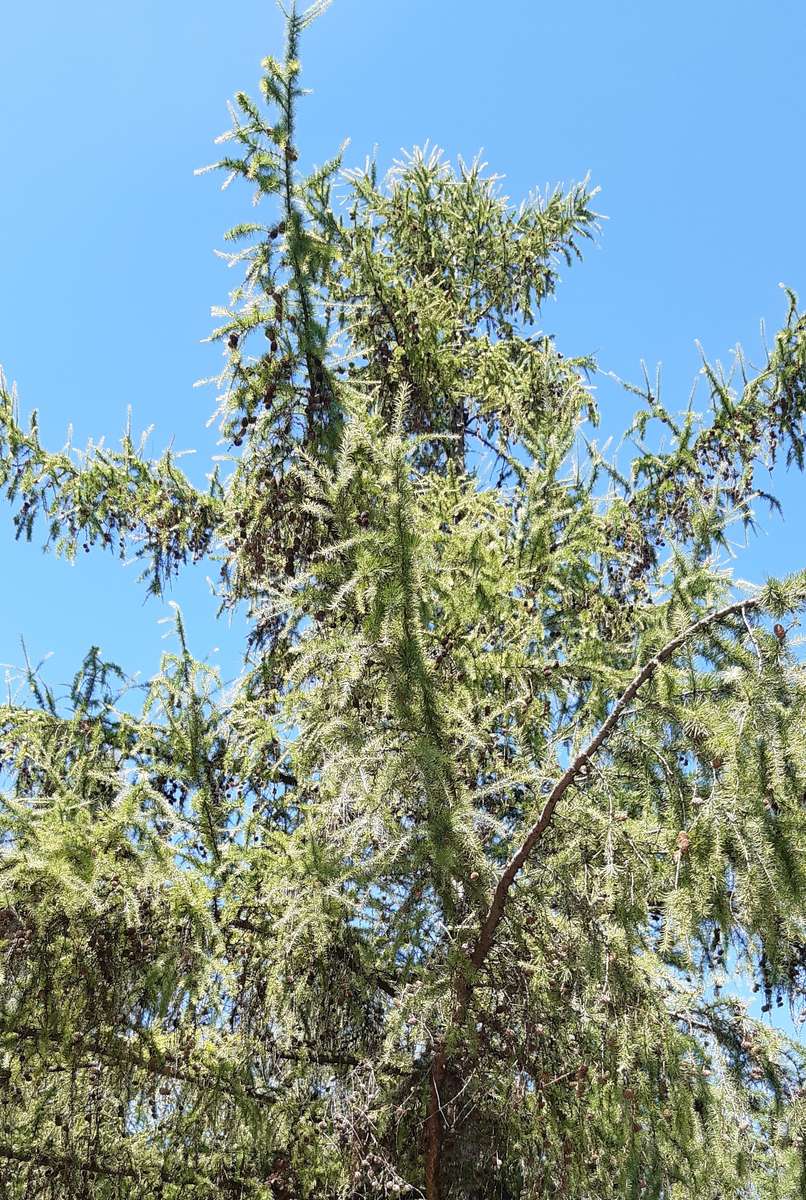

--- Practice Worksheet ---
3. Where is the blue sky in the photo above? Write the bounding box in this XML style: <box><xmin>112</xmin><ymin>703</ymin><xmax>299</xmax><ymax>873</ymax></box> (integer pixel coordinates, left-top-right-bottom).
<box><xmin>1</xmin><ymin>0</ymin><xmax>805</xmax><ymax>1036</ymax></box>
<box><xmin>2</xmin><ymin>0</ymin><xmax>804</xmax><ymax>688</ymax></box>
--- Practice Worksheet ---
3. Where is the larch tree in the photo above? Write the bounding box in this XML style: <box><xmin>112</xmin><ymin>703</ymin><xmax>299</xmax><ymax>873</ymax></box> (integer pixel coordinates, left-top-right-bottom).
<box><xmin>2</xmin><ymin>4</ymin><xmax>806</xmax><ymax>1198</ymax></box>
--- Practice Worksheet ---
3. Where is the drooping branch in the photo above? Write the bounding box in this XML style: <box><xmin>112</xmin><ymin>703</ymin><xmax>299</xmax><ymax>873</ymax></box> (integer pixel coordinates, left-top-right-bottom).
<box><xmin>0</xmin><ymin>1142</ymin><xmax>252</xmax><ymax>1189</ymax></box>
<box><xmin>7</xmin><ymin>1024</ymin><xmax>277</xmax><ymax>1107</ymax></box>
<box><xmin>0</xmin><ymin>376</ymin><xmax>223</xmax><ymax>595</ymax></box>
<box><xmin>0</xmin><ymin>1145</ymin><xmax>141</xmax><ymax>1183</ymax></box>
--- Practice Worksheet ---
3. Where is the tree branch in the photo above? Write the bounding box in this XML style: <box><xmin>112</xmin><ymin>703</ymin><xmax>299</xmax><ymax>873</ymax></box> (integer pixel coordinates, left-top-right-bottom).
<box><xmin>0</xmin><ymin>1141</ymin><xmax>253</xmax><ymax>1188</ymax></box>
<box><xmin>468</xmin><ymin>597</ymin><xmax>762</xmax><ymax>979</ymax></box>
<box><xmin>424</xmin><ymin>594</ymin><xmax>762</xmax><ymax>1200</ymax></box>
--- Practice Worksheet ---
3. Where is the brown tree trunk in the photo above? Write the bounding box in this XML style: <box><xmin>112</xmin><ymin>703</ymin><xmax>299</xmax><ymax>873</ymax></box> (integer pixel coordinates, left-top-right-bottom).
<box><xmin>425</xmin><ymin>1046</ymin><xmax>448</xmax><ymax>1200</ymax></box>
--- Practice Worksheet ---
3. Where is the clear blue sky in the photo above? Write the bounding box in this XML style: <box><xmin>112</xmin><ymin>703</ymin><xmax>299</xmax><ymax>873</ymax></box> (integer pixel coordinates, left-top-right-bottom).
<box><xmin>1</xmin><ymin>0</ymin><xmax>804</xmax><ymax>685</ymax></box>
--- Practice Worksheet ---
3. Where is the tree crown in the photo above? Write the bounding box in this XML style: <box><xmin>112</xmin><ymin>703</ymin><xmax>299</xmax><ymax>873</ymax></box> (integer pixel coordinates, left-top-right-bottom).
<box><xmin>1</xmin><ymin>4</ymin><xmax>806</xmax><ymax>1197</ymax></box>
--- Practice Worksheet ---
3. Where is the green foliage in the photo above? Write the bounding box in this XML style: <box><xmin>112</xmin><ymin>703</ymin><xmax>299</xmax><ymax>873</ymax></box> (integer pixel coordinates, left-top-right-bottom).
<box><xmin>2</xmin><ymin>3</ymin><xmax>806</xmax><ymax>1198</ymax></box>
<box><xmin>0</xmin><ymin>386</ymin><xmax>222</xmax><ymax>595</ymax></box>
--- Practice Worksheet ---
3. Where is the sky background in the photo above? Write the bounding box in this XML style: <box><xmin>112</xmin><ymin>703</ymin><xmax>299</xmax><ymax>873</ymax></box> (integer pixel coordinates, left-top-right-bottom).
<box><xmin>2</xmin><ymin>0</ymin><xmax>805</xmax><ymax>686</ymax></box>
<box><xmin>1</xmin><ymin>0</ymin><xmax>805</xmax><ymax>1014</ymax></box>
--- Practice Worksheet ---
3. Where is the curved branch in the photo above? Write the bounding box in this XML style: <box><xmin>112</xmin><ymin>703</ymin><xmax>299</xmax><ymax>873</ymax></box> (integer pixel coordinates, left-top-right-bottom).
<box><xmin>469</xmin><ymin>596</ymin><xmax>762</xmax><ymax>977</ymax></box>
